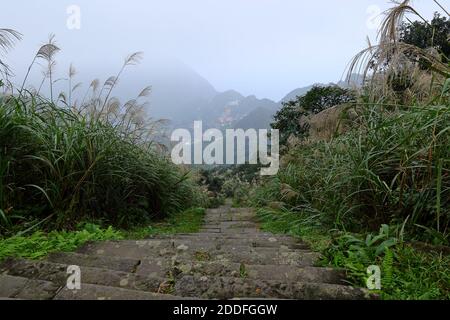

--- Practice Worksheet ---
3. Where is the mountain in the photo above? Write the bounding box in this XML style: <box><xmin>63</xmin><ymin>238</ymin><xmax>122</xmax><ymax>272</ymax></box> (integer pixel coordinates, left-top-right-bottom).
<box><xmin>233</xmin><ymin>106</ymin><xmax>276</xmax><ymax>130</ymax></box>
<box><xmin>119</xmin><ymin>60</ymin><xmax>281</xmax><ymax>130</ymax></box>
<box><xmin>233</xmin><ymin>75</ymin><xmax>364</xmax><ymax>130</ymax></box>
<box><xmin>280</xmin><ymin>75</ymin><xmax>363</xmax><ymax>103</ymax></box>
<box><xmin>118</xmin><ymin>59</ymin><xmax>362</xmax><ymax>132</ymax></box>
<box><xmin>280</xmin><ymin>85</ymin><xmax>315</xmax><ymax>103</ymax></box>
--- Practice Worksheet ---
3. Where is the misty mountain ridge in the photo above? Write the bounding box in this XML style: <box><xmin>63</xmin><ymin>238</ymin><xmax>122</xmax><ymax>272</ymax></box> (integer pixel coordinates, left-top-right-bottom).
<box><xmin>114</xmin><ymin>59</ymin><xmax>362</xmax><ymax>131</ymax></box>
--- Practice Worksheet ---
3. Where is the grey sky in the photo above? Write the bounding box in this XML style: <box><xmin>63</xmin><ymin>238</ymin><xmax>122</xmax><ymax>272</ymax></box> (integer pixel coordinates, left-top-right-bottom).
<box><xmin>1</xmin><ymin>0</ymin><xmax>443</xmax><ymax>100</ymax></box>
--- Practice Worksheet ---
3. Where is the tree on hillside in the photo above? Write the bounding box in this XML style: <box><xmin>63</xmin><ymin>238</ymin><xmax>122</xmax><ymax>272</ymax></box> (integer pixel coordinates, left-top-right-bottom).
<box><xmin>399</xmin><ymin>12</ymin><xmax>449</xmax><ymax>61</ymax></box>
<box><xmin>271</xmin><ymin>85</ymin><xmax>355</xmax><ymax>146</ymax></box>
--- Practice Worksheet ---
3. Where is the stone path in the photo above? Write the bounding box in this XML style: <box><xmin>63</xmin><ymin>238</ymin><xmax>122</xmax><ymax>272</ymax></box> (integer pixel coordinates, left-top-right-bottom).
<box><xmin>0</xmin><ymin>203</ymin><xmax>374</xmax><ymax>300</ymax></box>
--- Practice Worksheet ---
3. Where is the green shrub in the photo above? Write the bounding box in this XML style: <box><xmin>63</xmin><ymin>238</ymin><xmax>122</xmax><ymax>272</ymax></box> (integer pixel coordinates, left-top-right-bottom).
<box><xmin>325</xmin><ymin>232</ymin><xmax>450</xmax><ymax>300</ymax></box>
<box><xmin>257</xmin><ymin>207</ymin><xmax>450</xmax><ymax>300</ymax></box>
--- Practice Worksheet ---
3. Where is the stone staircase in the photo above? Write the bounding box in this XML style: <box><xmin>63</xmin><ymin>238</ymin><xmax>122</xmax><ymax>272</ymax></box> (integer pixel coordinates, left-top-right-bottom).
<box><xmin>0</xmin><ymin>204</ymin><xmax>374</xmax><ymax>300</ymax></box>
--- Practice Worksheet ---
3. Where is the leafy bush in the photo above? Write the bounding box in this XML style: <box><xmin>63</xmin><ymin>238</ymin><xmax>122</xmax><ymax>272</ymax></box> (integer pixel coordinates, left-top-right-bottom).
<box><xmin>325</xmin><ymin>231</ymin><xmax>450</xmax><ymax>300</ymax></box>
<box><xmin>257</xmin><ymin>207</ymin><xmax>450</xmax><ymax>300</ymax></box>
<box><xmin>0</xmin><ymin>223</ymin><xmax>122</xmax><ymax>261</ymax></box>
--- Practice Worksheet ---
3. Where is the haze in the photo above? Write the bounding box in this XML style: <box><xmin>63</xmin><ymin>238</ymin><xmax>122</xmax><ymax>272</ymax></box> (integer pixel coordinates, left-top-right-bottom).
<box><xmin>1</xmin><ymin>0</ymin><xmax>440</xmax><ymax>101</ymax></box>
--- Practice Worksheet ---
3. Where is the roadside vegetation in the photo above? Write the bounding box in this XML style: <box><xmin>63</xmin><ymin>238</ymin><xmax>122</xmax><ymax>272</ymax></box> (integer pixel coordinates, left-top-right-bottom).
<box><xmin>210</xmin><ymin>1</ymin><xmax>450</xmax><ymax>300</ymax></box>
<box><xmin>1</xmin><ymin>0</ymin><xmax>448</xmax><ymax>300</ymax></box>
<box><xmin>0</xmin><ymin>30</ymin><xmax>209</xmax><ymax>260</ymax></box>
<box><xmin>0</xmin><ymin>207</ymin><xmax>205</xmax><ymax>261</ymax></box>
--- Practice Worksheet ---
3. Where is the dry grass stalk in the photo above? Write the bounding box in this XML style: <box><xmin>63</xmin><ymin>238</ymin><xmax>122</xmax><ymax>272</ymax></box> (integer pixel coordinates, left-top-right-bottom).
<box><xmin>346</xmin><ymin>0</ymin><xmax>449</xmax><ymax>104</ymax></box>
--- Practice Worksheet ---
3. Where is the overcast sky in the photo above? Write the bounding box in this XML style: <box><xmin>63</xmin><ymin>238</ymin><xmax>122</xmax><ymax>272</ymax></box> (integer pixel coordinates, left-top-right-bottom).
<box><xmin>1</xmin><ymin>0</ymin><xmax>443</xmax><ymax>100</ymax></box>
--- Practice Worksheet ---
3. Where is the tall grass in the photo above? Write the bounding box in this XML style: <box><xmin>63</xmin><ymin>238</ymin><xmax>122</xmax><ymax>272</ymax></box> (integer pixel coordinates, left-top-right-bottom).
<box><xmin>251</xmin><ymin>2</ymin><xmax>450</xmax><ymax>243</ymax></box>
<box><xmin>252</xmin><ymin>81</ymin><xmax>450</xmax><ymax>242</ymax></box>
<box><xmin>0</xmin><ymin>31</ymin><xmax>207</xmax><ymax>236</ymax></box>
<box><xmin>0</xmin><ymin>89</ymin><xmax>206</xmax><ymax>236</ymax></box>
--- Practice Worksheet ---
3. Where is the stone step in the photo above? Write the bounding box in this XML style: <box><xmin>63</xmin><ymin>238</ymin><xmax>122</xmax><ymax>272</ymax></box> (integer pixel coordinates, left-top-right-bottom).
<box><xmin>174</xmin><ymin>275</ymin><xmax>374</xmax><ymax>300</ymax></box>
<box><xmin>79</xmin><ymin>240</ymin><xmax>309</xmax><ymax>254</ymax></box>
<box><xmin>156</xmin><ymin>232</ymin><xmax>298</xmax><ymax>240</ymax></box>
<box><xmin>148</xmin><ymin>233</ymin><xmax>304</xmax><ymax>245</ymax></box>
<box><xmin>171</xmin><ymin>261</ymin><xmax>345</xmax><ymax>284</ymax></box>
<box><xmin>0</xmin><ymin>202</ymin><xmax>371</xmax><ymax>300</ymax></box>
<box><xmin>46</xmin><ymin>251</ymin><xmax>337</xmax><ymax>285</ymax></box>
<box><xmin>202</xmin><ymin>221</ymin><xmax>259</xmax><ymax>229</ymax></box>
<box><xmin>47</xmin><ymin>252</ymin><xmax>140</xmax><ymax>273</ymax></box>
<box><xmin>1</xmin><ymin>259</ymin><xmax>169</xmax><ymax>293</ymax></box>
<box><xmin>113</xmin><ymin>239</ymin><xmax>309</xmax><ymax>253</ymax></box>
<box><xmin>0</xmin><ymin>274</ymin><xmax>60</xmax><ymax>300</ymax></box>
<box><xmin>54</xmin><ymin>283</ymin><xmax>194</xmax><ymax>300</ymax></box>
<box><xmin>200</xmin><ymin>228</ymin><xmax>261</xmax><ymax>234</ymax></box>
<box><xmin>47</xmin><ymin>252</ymin><xmax>171</xmax><ymax>278</ymax></box>
<box><xmin>140</xmin><ymin>236</ymin><xmax>309</xmax><ymax>250</ymax></box>
<box><xmin>204</xmin><ymin>212</ymin><xmax>257</xmax><ymax>222</ymax></box>
<box><xmin>77</xmin><ymin>241</ymin><xmax>320</xmax><ymax>266</ymax></box>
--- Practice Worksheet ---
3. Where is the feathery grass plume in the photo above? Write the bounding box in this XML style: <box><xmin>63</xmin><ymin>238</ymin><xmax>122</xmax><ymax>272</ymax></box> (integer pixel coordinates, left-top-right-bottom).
<box><xmin>99</xmin><ymin>52</ymin><xmax>144</xmax><ymax>117</ymax></box>
<box><xmin>0</xmin><ymin>29</ymin><xmax>22</xmax><ymax>82</ymax></box>
<box><xmin>20</xmin><ymin>35</ymin><xmax>60</xmax><ymax>93</ymax></box>
<box><xmin>67</xmin><ymin>63</ymin><xmax>79</xmax><ymax>108</ymax></box>
<box><xmin>79</xmin><ymin>78</ymin><xmax>100</xmax><ymax>110</ymax></box>
<box><xmin>138</xmin><ymin>86</ymin><xmax>152</xmax><ymax>98</ymax></box>
<box><xmin>346</xmin><ymin>0</ymin><xmax>449</xmax><ymax>104</ymax></box>
<box><xmin>33</xmin><ymin>34</ymin><xmax>60</xmax><ymax>102</ymax></box>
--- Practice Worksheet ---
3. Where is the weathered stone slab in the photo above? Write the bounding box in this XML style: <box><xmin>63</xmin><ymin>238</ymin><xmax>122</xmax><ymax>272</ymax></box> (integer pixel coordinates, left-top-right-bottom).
<box><xmin>48</xmin><ymin>252</ymin><xmax>139</xmax><ymax>273</ymax></box>
<box><xmin>77</xmin><ymin>241</ymin><xmax>318</xmax><ymax>266</ymax></box>
<box><xmin>174</xmin><ymin>275</ymin><xmax>373</xmax><ymax>300</ymax></box>
<box><xmin>148</xmin><ymin>233</ymin><xmax>303</xmax><ymax>245</ymax></box>
<box><xmin>54</xmin><ymin>283</ymin><xmax>193</xmax><ymax>300</ymax></box>
<box><xmin>14</xmin><ymin>278</ymin><xmax>60</xmax><ymax>300</ymax></box>
<box><xmin>0</xmin><ymin>275</ymin><xmax>28</xmax><ymax>298</ymax></box>
<box><xmin>172</xmin><ymin>261</ymin><xmax>344</xmax><ymax>284</ymax></box>
<box><xmin>3</xmin><ymin>259</ymin><xmax>168</xmax><ymax>292</ymax></box>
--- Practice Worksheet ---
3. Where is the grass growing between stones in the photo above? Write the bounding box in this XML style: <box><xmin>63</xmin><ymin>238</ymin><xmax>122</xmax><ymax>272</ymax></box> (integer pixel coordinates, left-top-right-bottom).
<box><xmin>0</xmin><ymin>208</ymin><xmax>205</xmax><ymax>261</ymax></box>
<box><xmin>256</xmin><ymin>207</ymin><xmax>450</xmax><ymax>300</ymax></box>
<box><xmin>123</xmin><ymin>207</ymin><xmax>206</xmax><ymax>239</ymax></box>
<box><xmin>257</xmin><ymin>208</ymin><xmax>332</xmax><ymax>252</ymax></box>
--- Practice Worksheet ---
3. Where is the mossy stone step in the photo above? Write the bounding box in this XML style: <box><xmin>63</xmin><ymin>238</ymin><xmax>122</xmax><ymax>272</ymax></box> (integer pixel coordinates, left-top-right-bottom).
<box><xmin>48</xmin><ymin>252</ymin><xmax>140</xmax><ymax>273</ymax></box>
<box><xmin>1</xmin><ymin>259</ymin><xmax>168</xmax><ymax>293</ymax></box>
<box><xmin>0</xmin><ymin>274</ymin><xmax>59</xmax><ymax>300</ymax></box>
<box><xmin>174</xmin><ymin>275</ymin><xmax>374</xmax><ymax>300</ymax></box>
<box><xmin>54</xmin><ymin>283</ymin><xmax>193</xmax><ymax>300</ymax></box>
<box><xmin>77</xmin><ymin>241</ymin><xmax>320</xmax><ymax>266</ymax></box>
<box><xmin>0</xmin><ymin>204</ymin><xmax>376</xmax><ymax>300</ymax></box>
<box><xmin>172</xmin><ymin>261</ymin><xmax>345</xmax><ymax>284</ymax></box>
<box><xmin>136</xmin><ymin>236</ymin><xmax>309</xmax><ymax>250</ymax></box>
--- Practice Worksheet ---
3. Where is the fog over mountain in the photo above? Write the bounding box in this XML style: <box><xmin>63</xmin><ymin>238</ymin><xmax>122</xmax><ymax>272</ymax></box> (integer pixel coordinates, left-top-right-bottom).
<box><xmin>118</xmin><ymin>59</ymin><xmax>362</xmax><ymax>131</ymax></box>
<box><xmin>18</xmin><ymin>52</ymin><xmax>361</xmax><ymax>132</ymax></box>
<box><xmin>110</xmin><ymin>58</ymin><xmax>282</xmax><ymax>130</ymax></box>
